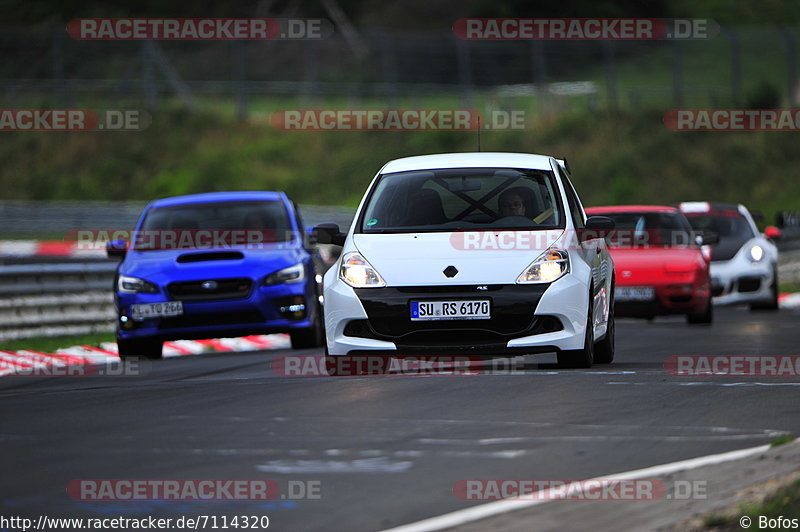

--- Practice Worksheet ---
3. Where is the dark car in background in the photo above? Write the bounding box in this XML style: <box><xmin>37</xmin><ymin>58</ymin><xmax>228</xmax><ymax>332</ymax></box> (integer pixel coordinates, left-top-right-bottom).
<box><xmin>678</xmin><ymin>202</ymin><xmax>780</xmax><ymax>310</ymax></box>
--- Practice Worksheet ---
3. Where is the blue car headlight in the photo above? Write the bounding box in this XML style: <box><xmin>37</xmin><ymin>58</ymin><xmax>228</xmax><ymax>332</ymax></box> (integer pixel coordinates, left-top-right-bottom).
<box><xmin>118</xmin><ymin>275</ymin><xmax>159</xmax><ymax>294</ymax></box>
<box><xmin>264</xmin><ymin>263</ymin><xmax>306</xmax><ymax>286</ymax></box>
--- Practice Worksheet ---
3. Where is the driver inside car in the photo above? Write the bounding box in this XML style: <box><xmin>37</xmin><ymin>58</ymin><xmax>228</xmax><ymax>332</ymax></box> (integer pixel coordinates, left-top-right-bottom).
<box><xmin>498</xmin><ymin>188</ymin><xmax>527</xmax><ymax>217</ymax></box>
<box><xmin>498</xmin><ymin>186</ymin><xmax>554</xmax><ymax>223</ymax></box>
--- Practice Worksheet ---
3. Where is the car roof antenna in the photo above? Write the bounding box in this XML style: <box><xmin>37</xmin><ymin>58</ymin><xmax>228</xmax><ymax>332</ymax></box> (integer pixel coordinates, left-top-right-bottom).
<box><xmin>477</xmin><ymin>114</ymin><xmax>481</xmax><ymax>152</ymax></box>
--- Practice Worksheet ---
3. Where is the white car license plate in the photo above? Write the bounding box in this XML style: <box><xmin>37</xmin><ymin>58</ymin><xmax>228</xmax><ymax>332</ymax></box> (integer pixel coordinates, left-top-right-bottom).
<box><xmin>130</xmin><ymin>301</ymin><xmax>184</xmax><ymax>319</ymax></box>
<box><xmin>410</xmin><ymin>300</ymin><xmax>490</xmax><ymax>321</ymax></box>
<box><xmin>616</xmin><ymin>287</ymin><xmax>655</xmax><ymax>302</ymax></box>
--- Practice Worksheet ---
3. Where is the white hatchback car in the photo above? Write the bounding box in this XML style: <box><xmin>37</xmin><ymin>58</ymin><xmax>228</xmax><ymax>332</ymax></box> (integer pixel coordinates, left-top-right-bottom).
<box><xmin>314</xmin><ymin>153</ymin><xmax>616</xmax><ymax>369</ymax></box>
<box><xmin>678</xmin><ymin>202</ymin><xmax>780</xmax><ymax>310</ymax></box>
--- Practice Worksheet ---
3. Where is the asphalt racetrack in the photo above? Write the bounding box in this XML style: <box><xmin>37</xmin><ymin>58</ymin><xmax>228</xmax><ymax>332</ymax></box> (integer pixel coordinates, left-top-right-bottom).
<box><xmin>2</xmin><ymin>306</ymin><xmax>799</xmax><ymax>531</ymax></box>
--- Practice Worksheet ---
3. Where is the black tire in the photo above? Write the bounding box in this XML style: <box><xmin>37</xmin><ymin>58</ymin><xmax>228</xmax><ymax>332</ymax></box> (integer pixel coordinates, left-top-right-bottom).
<box><xmin>117</xmin><ymin>337</ymin><xmax>163</xmax><ymax>359</ymax></box>
<box><xmin>324</xmin><ymin>354</ymin><xmax>338</xmax><ymax>376</ymax></box>
<box><xmin>594</xmin><ymin>286</ymin><xmax>615</xmax><ymax>364</ymax></box>
<box><xmin>686</xmin><ymin>298</ymin><xmax>713</xmax><ymax>324</ymax></box>
<box><xmin>290</xmin><ymin>319</ymin><xmax>324</xmax><ymax>349</ymax></box>
<box><xmin>557</xmin><ymin>292</ymin><xmax>594</xmax><ymax>369</ymax></box>
<box><xmin>324</xmin><ymin>344</ymin><xmax>336</xmax><ymax>376</ymax></box>
<box><xmin>290</xmin><ymin>299</ymin><xmax>325</xmax><ymax>349</ymax></box>
<box><xmin>750</xmin><ymin>266</ymin><xmax>779</xmax><ymax>311</ymax></box>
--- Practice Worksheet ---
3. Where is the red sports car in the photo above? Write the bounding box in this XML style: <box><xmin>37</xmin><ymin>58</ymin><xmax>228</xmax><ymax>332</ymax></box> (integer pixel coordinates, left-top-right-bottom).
<box><xmin>585</xmin><ymin>205</ymin><xmax>714</xmax><ymax>324</ymax></box>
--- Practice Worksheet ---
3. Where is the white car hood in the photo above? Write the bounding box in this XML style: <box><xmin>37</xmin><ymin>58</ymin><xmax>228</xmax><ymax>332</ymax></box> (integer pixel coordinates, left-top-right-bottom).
<box><xmin>351</xmin><ymin>230</ymin><xmax>564</xmax><ymax>286</ymax></box>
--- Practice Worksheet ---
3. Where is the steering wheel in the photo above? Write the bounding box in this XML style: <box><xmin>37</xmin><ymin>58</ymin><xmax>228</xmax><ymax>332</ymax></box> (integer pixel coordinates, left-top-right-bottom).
<box><xmin>492</xmin><ymin>215</ymin><xmax>535</xmax><ymax>226</ymax></box>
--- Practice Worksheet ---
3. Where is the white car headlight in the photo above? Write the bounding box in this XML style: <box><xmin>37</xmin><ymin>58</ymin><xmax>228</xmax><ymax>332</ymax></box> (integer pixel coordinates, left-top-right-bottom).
<box><xmin>340</xmin><ymin>252</ymin><xmax>386</xmax><ymax>288</ymax></box>
<box><xmin>749</xmin><ymin>245</ymin><xmax>764</xmax><ymax>262</ymax></box>
<box><xmin>264</xmin><ymin>263</ymin><xmax>306</xmax><ymax>285</ymax></box>
<box><xmin>118</xmin><ymin>275</ymin><xmax>159</xmax><ymax>294</ymax></box>
<box><xmin>517</xmin><ymin>249</ymin><xmax>569</xmax><ymax>284</ymax></box>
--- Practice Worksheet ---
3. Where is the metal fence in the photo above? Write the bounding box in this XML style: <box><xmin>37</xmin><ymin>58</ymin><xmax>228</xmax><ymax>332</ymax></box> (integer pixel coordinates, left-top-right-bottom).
<box><xmin>3</xmin><ymin>24</ymin><xmax>800</xmax><ymax>115</ymax></box>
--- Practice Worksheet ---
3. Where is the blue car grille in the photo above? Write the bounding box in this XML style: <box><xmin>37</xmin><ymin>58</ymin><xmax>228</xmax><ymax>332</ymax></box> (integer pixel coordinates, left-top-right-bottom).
<box><xmin>167</xmin><ymin>277</ymin><xmax>253</xmax><ymax>301</ymax></box>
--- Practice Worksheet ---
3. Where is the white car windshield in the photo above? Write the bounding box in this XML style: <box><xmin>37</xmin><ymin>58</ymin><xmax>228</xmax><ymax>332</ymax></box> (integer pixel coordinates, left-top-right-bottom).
<box><xmin>359</xmin><ymin>168</ymin><xmax>564</xmax><ymax>233</ymax></box>
<box><xmin>684</xmin><ymin>211</ymin><xmax>755</xmax><ymax>241</ymax></box>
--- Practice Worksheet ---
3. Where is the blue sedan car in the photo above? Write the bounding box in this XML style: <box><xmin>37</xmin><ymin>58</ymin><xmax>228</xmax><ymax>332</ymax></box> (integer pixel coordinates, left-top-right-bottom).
<box><xmin>107</xmin><ymin>191</ymin><xmax>324</xmax><ymax>359</ymax></box>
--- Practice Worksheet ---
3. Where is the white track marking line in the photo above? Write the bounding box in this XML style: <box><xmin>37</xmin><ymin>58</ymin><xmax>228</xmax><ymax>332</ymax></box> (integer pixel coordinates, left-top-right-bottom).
<box><xmin>609</xmin><ymin>381</ymin><xmax>800</xmax><ymax>387</ymax></box>
<box><xmin>380</xmin><ymin>443</ymin><xmax>773</xmax><ymax>532</ymax></box>
<box><xmin>256</xmin><ymin>456</ymin><xmax>414</xmax><ymax>474</ymax></box>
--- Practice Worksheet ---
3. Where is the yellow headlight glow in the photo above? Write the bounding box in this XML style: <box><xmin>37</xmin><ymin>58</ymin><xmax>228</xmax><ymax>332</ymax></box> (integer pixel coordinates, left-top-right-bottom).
<box><xmin>340</xmin><ymin>252</ymin><xmax>386</xmax><ymax>288</ymax></box>
<box><xmin>517</xmin><ymin>249</ymin><xmax>570</xmax><ymax>284</ymax></box>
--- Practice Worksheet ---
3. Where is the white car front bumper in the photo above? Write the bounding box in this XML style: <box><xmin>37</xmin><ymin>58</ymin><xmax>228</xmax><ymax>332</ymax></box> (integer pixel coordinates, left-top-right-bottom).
<box><xmin>710</xmin><ymin>254</ymin><xmax>775</xmax><ymax>306</ymax></box>
<box><xmin>323</xmin><ymin>274</ymin><xmax>592</xmax><ymax>357</ymax></box>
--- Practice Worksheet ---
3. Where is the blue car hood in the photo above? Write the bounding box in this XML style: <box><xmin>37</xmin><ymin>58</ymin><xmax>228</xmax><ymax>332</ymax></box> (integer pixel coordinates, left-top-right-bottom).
<box><xmin>118</xmin><ymin>245</ymin><xmax>307</xmax><ymax>285</ymax></box>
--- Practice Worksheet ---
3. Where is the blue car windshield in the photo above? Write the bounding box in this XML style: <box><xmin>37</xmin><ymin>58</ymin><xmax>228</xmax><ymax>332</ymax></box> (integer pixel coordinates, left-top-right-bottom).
<box><xmin>135</xmin><ymin>200</ymin><xmax>294</xmax><ymax>250</ymax></box>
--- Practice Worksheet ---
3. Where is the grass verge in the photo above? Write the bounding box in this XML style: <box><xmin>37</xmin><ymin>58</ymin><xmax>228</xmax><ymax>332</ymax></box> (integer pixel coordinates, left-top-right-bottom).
<box><xmin>703</xmin><ymin>477</ymin><xmax>800</xmax><ymax>531</ymax></box>
<box><xmin>0</xmin><ymin>332</ymin><xmax>115</xmax><ymax>354</ymax></box>
<box><xmin>779</xmin><ymin>281</ymin><xmax>800</xmax><ymax>294</ymax></box>
<box><xmin>3</xmin><ymin>106</ymin><xmax>800</xmax><ymax>227</ymax></box>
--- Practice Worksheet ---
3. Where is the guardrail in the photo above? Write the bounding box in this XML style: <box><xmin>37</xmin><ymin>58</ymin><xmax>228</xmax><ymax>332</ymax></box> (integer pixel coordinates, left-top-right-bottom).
<box><xmin>777</xmin><ymin>211</ymin><xmax>800</xmax><ymax>252</ymax></box>
<box><xmin>0</xmin><ymin>201</ymin><xmax>355</xmax><ymax>237</ymax></box>
<box><xmin>0</xmin><ymin>262</ymin><xmax>118</xmax><ymax>341</ymax></box>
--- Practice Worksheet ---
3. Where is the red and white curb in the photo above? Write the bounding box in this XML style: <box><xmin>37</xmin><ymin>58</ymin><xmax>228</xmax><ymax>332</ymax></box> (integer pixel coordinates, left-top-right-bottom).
<box><xmin>0</xmin><ymin>240</ymin><xmax>106</xmax><ymax>258</ymax></box>
<box><xmin>1</xmin><ymin>295</ymin><xmax>797</xmax><ymax>377</ymax></box>
<box><xmin>0</xmin><ymin>334</ymin><xmax>290</xmax><ymax>377</ymax></box>
<box><xmin>779</xmin><ymin>292</ymin><xmax>800</xmax><ymax>309</ymax></box>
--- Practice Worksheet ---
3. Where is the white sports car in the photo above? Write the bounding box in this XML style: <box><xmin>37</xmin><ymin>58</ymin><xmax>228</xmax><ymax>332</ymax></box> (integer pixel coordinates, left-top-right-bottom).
<box><xmin>314</xmin><ymin>152</ymin><xmax>616</xmax><ymax>369</ymax></box>
<box><xmin>678</xmin><ymin>202</ymin><xmax>780</xmax><ymax>310</ymax></box>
